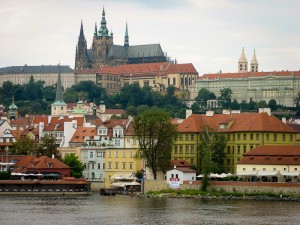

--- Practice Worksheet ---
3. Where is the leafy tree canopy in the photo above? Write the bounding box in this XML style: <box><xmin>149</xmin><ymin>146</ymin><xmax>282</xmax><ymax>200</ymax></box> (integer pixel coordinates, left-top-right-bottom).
<box><xmin>63</xmin><ymin>153</ymin><xmax>84</xmax><ymax>178</ymax></box>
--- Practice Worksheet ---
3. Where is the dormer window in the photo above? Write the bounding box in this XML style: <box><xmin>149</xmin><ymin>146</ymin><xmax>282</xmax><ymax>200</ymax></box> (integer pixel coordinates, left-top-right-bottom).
<box><xmin>47</xmin><ymin>162</ymin><xmax>53</xmax><ymax>168</ymax></box>
<box><xmin>219</xmin><ymin>123</ymin><xmax>228</xmax><ymax>129</ymax></box>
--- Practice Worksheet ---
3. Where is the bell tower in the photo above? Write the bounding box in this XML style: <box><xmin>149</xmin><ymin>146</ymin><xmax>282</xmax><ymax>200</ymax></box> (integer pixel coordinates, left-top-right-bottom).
<box><xmin>250</xmin><ymin>49</ymin><xmax>258</xmax><ymax>72</ymax></box>
<box><xmin>238</xmin><ymin>47</ymin><xmax>248</xmax><ymax>73</ymax></box>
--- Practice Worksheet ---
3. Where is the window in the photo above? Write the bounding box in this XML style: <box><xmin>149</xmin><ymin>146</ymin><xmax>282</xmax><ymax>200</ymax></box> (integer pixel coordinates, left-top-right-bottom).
<box><xmin>284</xmin><ymin>168</ymin><xmax>287</xmax><ymax>171</ymax></box>
<box><xmin>295</xmin><ymin>168</ymin><xmax>298</xmax><ymax>171</ymax></box>
<box><xmin>243</xmin><ymin>168</ymin><xmax>246</xmax><ymax>171</ymax></box>
<box><xmin>290</xmin><ymin>135</ymin><xmax>293</xmax><ymax>142</ymax></box>
<box><xmin>89</xmin><ymin>151</ymin><xmax>94</xmax><ymax>158</ymax></box>
<box><xmin>174</xmin><ymin>146</ymin><xmax>178</xmax><ymax>154</ymax></box>
<box><xmin>185</xmin><ymin>146</ymin><xmax>189</xmax><ymax>154</ymax></box>
<box><xmin>97</xmin><ymin>152</ymin><xmax>102</xmax><ymax>157</ymax></box>
<box><xmin>103</xmin><ymin>163</ymin><xmax>105</xmax><ymax>170</ymax></box>
<box><xmin>108</xmin><ymin>163</ymin><xmax>111</xmax><ymax>169</ymax></box>
<box><xmin>263</xmin><ymin>168</ymin><xmax>266</xmax><ymax>171</ymax></box>
<box><xmin>180</xmin><ymin>135</ymin><xmax>183</xmax><ymax>141</ymax></box>
<box><xmin>108</xmin><ymin>151</ymin><xmax>112</xmax><ymax>157</ymax></box>
<box><xmin>243</xmin><ymin>145</ymin><xmax>246</xmax><ymax>153</ymax></box>
<box><xmin>227</xmin><ymin>134</ymin><xmax>230</xmax><ymax>141</ymax></box>
<box><xmin>256</xmin><ymin>133</ymin><xmax>260</xmax><ymax>141</ymax></box>
<box><xmin>274</xmin><ymin>134</ymin><xmax>277</xmax><ymax>141</ymax></box>
<box><xmin>237</xmin><ymin>146</ymin><xmax>240</xmax><ymax>154</ymax></box>
<box><xmin>130</xmin><ymin>151</ymin><xmax>133</xmax><ymax>158</ymax></box>
<box><xmin>115</xmin><ymin>140</ymin><xmax>121</xmax><ymax>146</ymax></box>
<box><xmin>185</xmin><ymin>135</ymin><xmax>189</xmax><ymax>141</ymax></box>
<box><xmin>282</xmin><ymin>134</ymin><xmax>286</xmax><ymax>141</ymax></box>
<box><xmin>250</xmin><ymin>145</ymin><xmax>253</xmax><ymax>150</ymax></box>
<box><xmin>176</xmin><ymin>174</ymin><xmax>179</xmax><ymax>178</ymax></box>
<box><xmin>190</xmin><ymin>146</ymin><xmax>195</xmax><ymax>154</ymax></box>
<box><xmin>227</xmin><ymin>146</ymin><xmax>230</xmax><ymax>154</ymax></box>
<box><xmin>115</xmin><ymin>163</ymin><xmax>119</xmax><ymax>169</ymax></box>
<box><xmin>273</xmin><ymin>168</ymin><xmax>276</xmax><ymax>171</ymax></box>
<box><xmin>98</xmin><ymin>163</ymin><xmax>100</xmax><ymax>169</ymax></box>
<box><xmin>243</xmin><ymin>134</ymin><xmax>247</xmax><ymax>140</ymax></box>
<box><xmin>91</xmin><ymin>163</ymin><xmax>94</xmax><ymax>169</ymax></box>
<box><xmin>237</xmin><ymin>134</ymin><xmax>241</xmax><ymax>141</ymax></box>
<box><xmin>253</xmin><ymin>168</ymin><xmax>256</xmax><ymax>171</ymax></box>
<box><xmin>191</xmin><ymin>134</ymin><xmax>194</xmax><ymax>141</ymax></box>
<box><xmin>115</xmin><ymin>151</ymin><xmax>119</xmax><ymax>158</ymax></box>
<box><xmin>250</xmin><ymin>134</ymin><xmax>253</xmax><ymax>140</ymax></box>
<box><xmin>191</xmin><ymin>158</ymin><xmax>194</xmax><ymax>165</ymax></box>
<box><xmin>227</xmin><ymin>159</ymin><xmax>230</xmax><ymax>165</ymax></box>
<box><xmin>129</xmin><ymin>163</ymin><xmax>133</xmax><ymax>169</ymax></box>
<box><xmin>266</xmin><ymin>134</ymin><xmax>269</xmax><ymax>141</ymax></box>
<box><xmin>179</xmin><ymin>146</ymin><xmax>183</xmax><ymax>154</ymax></box>
<box><xmin>133</xmin><ymin>139</ymin><xmax>137</xmax><ymax>145</ymax></box>
<box><xmin>122</xmin><ymin>163</ymin><xmax>126</xmax><ymax>169</ymax></box>
<box><xmin>122</xmin><ymin>151</ymin><xmax>126</xmax><ymax>158</ymax></box>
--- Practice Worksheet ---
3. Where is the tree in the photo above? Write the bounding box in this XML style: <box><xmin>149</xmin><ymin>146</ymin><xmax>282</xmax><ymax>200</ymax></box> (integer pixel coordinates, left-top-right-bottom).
<box><xmin>195</xmin><ymin>88</ymin><xmax>216</xmax><ymax>108</ymax></box>
<box><xmin>63</xmin><ymin>153</ymin><xmax>84</xmax><ymax>178</ymax></box>
<box><xmin>133</xmin><ymin>108</ymin><xmax>178</xmax><ymax>179</ymax></box>
<box><xmin>231</xmin><ymin>99</ymin><xmax>239</xmax><ymax>110</ymax></box>
<box><xmin>36</xmin><ymin>134</ymin><xmax>60</xmax><ymax>158</ymax></box>
<box><xmin>11</xmin><ymin>136</ymin><xmax>37</xmax><ymax>155</ymax></box>
<box><xmin>218</xmin><ymin>88</ymin><xmax>232</xmax><ymax>109</ymax></box>
<box><xmin>199</xmin><ymin>126</ymin><xmax>227</xmax><ymax>191</ymax></box>
<box><xmin>256</xmin><ymin>100</ymin><xmax>268</xmax><ymax>109</ymax></box>
<box><xmin>268</xmin><ymin>99</ymin><xmax>278</xmax><ymax>111</ymax></box>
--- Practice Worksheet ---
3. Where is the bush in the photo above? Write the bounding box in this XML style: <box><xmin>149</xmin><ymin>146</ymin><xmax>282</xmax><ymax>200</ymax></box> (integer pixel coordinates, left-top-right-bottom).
<box><xmin>0</xmin><ymin>171</ymin><xmax>11</xmax><ymax>180</ymax></box>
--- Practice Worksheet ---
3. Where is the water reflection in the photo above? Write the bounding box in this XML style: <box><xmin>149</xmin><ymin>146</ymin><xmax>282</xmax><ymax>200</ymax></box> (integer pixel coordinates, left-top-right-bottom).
<box><xmin>0</xmin><ymin>194</ymin><xmax>300</xmax><ymax>225</ymax></box>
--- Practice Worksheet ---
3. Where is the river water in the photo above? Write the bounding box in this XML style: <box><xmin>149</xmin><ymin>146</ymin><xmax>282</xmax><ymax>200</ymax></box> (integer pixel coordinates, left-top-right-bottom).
<box><xmin>1</xmin><ymin>193</ymin><xmax>300</xmax><ymax>225</ymax></box>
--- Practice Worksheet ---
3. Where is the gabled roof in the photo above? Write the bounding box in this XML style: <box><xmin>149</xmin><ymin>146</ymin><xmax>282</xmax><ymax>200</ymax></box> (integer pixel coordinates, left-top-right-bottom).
<box><xmin>43</xmin><ymin>116</ymin><xmax>84</xmax><ymax>132</ymax></box>
<box><xmin>26</xmin><ymin>156</ymin><xmax>70</xmax><ymax>169</ymax></box>
<box><xmin>167</xmin><ymin>63</ymin><xmax>198</xmax><ymax>74</ymax></box>
<box><xmin>177</xmin><ymin>113</ymin><xmax>296</xmax><ymax>133</ymax></box>
<box><xmin>171</xmin><ymin>160</ymin><xmax>193</xmax><ymax>168</ymax></box>
<box><xmin>238</xmin><ymin>145</ymin><xmax>300</xmax><ymax>165</ymax></box>
<box><xmin>32</xmin><ymin>115</ymin><xmax>49</xmax><ymax>126</ymax></box>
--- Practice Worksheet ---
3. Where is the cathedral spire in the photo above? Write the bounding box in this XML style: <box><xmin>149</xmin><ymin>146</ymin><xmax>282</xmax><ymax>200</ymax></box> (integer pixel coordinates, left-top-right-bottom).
<box><xmin>98</xmin><ymin>6</ymin><xmax>109</xmax><ymax>37</ymax></box>
<box><xmin>238</xmin><ymin>47</ymin><xmax>248</xmax><ymax>73</ymax></box>
<box><xmin>94</xmin><ymin>22</ymin><xmax>98</xmax><ymax>37</ymax></box>
<box><xmin>251</xmin><ymin>49</ymin><xmax>258</xmax><ymax>72</ymax></box>
<box><xmin>75</xmin><ymin>21</ymin><xmax>88</xmax><ymax>69</ymax></box>
<box><xmin>124</xmin><ymin>22</ymin><xmax>129</xmax><ymax>48</ymax></box>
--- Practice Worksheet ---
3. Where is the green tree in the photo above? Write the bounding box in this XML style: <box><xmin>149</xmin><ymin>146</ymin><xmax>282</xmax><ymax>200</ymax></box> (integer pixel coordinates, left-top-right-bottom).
<box><xmin>218</xmin><ymin>88</ymin><xmax>232</xmax><ymax>109</ymax></box>
<box><xmin>231</xmin><ymin>99</ymin><xmax>239</xmax><ymax>110</ymax></box>
<box><xmin>133</xmin><ymin>108</ymin><xmax>178</xmax><ymax>179</ymax></box>
<box><xmin>63</xmin><ymin>153</ymin><xmax>84</xmax><ymax>178</ymax></box>
<box><xmin>195</xmin><ymin>88</ymin><xmax>216</xmax><ymax>108</ymax></box>
<box><xmin>256</xmin><ymin>100</ymin><xmax>268</xmax><ymax>109</ymax></box>
<box><xmin>36</xmin><ymin>134</ymin><xmax>60</xmax><ymax>158</ymax></box>
<box><xmin>199</xmin><ymin>126</ymin><xmax>227</xmax><ymax>191</ymax></box>
<box><xmin>11</xmin><ymin>136</ymin><xmax>37</xmax><ymax>155</ymax></box>
<box><xmin>268</xmin><ymin>99</ymin><xmax>278</xmax><ymax>111</ymax></box>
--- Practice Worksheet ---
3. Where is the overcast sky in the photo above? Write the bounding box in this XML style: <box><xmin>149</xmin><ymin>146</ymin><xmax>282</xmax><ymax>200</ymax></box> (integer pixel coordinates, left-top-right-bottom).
<box><xmin>0</xmin><ymin>0</ymin><xmax>299</xmax><ymax>75</ymax></box>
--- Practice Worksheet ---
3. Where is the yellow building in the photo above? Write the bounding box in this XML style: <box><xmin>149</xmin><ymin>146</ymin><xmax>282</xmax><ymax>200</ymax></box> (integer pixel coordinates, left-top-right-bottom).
<box><xmin>173</xmin><ymin>111</ymin><xmax>297</xmax><ymax>173</ymax></box>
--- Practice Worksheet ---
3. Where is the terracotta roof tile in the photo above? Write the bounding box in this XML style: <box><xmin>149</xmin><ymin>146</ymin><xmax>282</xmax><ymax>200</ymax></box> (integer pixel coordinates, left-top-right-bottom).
<box><xmin>70</xmin><ymin>127</ymin><xmax>97</xmax><ymax>143</ymax></box>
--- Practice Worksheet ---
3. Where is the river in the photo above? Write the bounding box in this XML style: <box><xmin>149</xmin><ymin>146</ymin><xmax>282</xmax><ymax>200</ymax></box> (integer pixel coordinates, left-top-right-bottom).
<box><xmin>1</xmin><ymin>193</ymin><xmax>300</xmax><ymax>225</ymax></box>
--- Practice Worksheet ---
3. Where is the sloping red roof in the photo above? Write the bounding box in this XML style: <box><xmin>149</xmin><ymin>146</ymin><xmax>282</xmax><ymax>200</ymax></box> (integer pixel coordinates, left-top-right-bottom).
<box><xmin>9</xmin><ymin>117</ymin><xmax>31</xmax><ymax>128</ymax></box>
<box><xmin>238</xmin><ymin>145</ymin><xmax>300</xmax><ymax>165</ymax></box>
<box><xmin>11</xmin><ymin>129</ymin><xmax>23</xmax><ymax>140</ymax></box>
<box><xmin>70</xmin><ymin>127</ymin><xmax>97</xmax><ymax>143</ymax></box>
<box><xmin>32</xmin><ymin>115</ymin><xmax>49</xmax><ymax>126</ymax></box>
<box><xmin>177</xmin><ymin>113</ymin><xmax>296</xmax><ymax>133</ymax></box>
<box><xmin>167</xmin><ymin>63</ymin><xmax>198</xmax><ymax>74</ymax></box>
<box><xmin>104</xmin><ymin>109</ymin><xmax>126</xmax><ymax>115</ymax></box>
<box><xmin>26</xmin><ymin>156</ymin><xmax>70</xmax><ymax>169</ymax></box>
<box><xmin>199</xmin><ymin>71</ymin><xmax>300</xmax><ymax>80</ymax></box>
<box><xmin>171</xmin><ymin>160</ymin><xmax>193</xmax><ymax>168</ymax></box>
<box><xmin>44</xmin><ymin>116</ymin><xmax>84</xmax><ymax>131</ymax></box>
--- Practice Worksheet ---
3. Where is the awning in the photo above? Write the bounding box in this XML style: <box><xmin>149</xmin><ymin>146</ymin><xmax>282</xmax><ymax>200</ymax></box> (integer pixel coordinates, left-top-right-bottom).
<box><xmin>280</xmin><ymin>171</ymin><xmax>300</xmax><ymax>177</ymax></box>
<box><xmin>256</xmin><ymin>171</ymin><xmax>278</xmax><ymax>176</ymax></box>
<box><xmin>110</xmin><ymin>173</ymin><xmax>135</xmax><ymax>180</ymax></box>
<box><xmin>237</xmin><ymin>171</ymin><xmax>258</xmax><ymax>176</ymax></box>
<box><xmin>110</xmin><ymin>181</ymin><xmax>141</xmax><ymax>188</ymax></box>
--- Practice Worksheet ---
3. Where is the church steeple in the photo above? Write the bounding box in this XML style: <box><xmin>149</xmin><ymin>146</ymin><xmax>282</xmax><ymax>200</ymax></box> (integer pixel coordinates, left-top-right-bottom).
<box><xmin>250</xmin><ymin>49</ymin><xmax>258</xmax><ymax>72</ymax></box>
<box><xmin>51</xmin><ymin>65</ymin><xmax>67</xmax><ymax>116</ymax></box>
<box><xmin>238</xmin><ymin>47</ymin><xmax>248</xmax><ymax>73</ymax></box>
<box><xmin>98</xmin><ymin>7</ymin><xmax>109</xmax><ymax>37</ymax></box>
<box><xmin>94</xmin><ymin>22</ymin><xmax>98</xmax><ymax>37</ymax></box>
<box><xmin>8</xmin><ymin>97</ymin><xmax>18</xmax><ymax>120</ymax></box>
<box><xmin>75</xmin><ymin>20</ymin><xmax>88</xmax><ymax>69</ymax></box>
<box><xmin>124</xmin><ymin>22</ymin><xmax>129</xmax><ymax>48</ymax></box>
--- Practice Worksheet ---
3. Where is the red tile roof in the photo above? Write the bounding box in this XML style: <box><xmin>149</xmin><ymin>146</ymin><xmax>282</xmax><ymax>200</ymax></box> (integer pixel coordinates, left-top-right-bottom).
<box><xmin>44</xmin><ymin>116</ymin><xmax>84</xmax><ymax>131</ymax></box>
<box><xmin>199</xmin><ymin>71</ymin><xmax>300</xmax><ymax>80</ymax></box>
<box><xmin>171</xmin><ymin>160</ymin><xmax>193</xmax><ymax>168</ymax></box>
<box><xmin>32</xmin><ymin>115</ymin><xmax>49</xmax><ymax>126</ymax></box>
<box><xmin>238</xmin><ymin>145</ymin><xmax>300</xmax><ymax>165</ymax></box>
<box><xmin>70</xmin><ymin>127</ymin><xmax>97</xmax><ymax>143</ymax></box>
<box><xmin>177</xmin><ymin>113</ymin><xmax>296</xmax><ymax>133</ymax></box>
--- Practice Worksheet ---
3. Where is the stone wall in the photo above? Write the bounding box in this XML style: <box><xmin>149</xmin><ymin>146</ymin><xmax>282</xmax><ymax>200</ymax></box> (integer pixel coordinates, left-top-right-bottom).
<box><xmin>90</xmin><ymin>181</ymin><xmax>104</xmax><ymax>192</ymax></box>
<box><xmin>144</xmin><ymin>180</ymin><xmax>168</xmax><ymax>193</ymax></box>
<box><xmin>180</xmin><ymin>181</ymin><xmax>300</xmax><ymax>195</ymax></box>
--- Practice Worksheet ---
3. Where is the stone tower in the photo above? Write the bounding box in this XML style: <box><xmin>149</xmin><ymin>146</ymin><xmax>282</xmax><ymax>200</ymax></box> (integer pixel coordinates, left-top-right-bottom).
<box><xmin>51</xmin><ymin>65</ymin><xmax>67</xmax><ymax>116</ymax></box>
<box><xmin>238</xmin><ymin>47</ymin><xmax>248</xmax><ymax>73</ymax></box>
<box><xmin>92</xmin><ymin>7</ymin><xmax>114</xmax><ymax>68</ymax></box>
<box><xmin>75</xmin><ymin>21</ymin><xmax>89</xmax><ymax>69</ymax></box>
<box><xmin>250</xmin><ymin>49</ymin><xmax>258</xmax><ymax>72</ymax></box>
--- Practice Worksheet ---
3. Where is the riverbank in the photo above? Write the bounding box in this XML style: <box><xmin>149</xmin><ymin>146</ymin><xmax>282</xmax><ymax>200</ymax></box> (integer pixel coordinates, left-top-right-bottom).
<box><xmin>139</xmin><ymin>189</ymin><xmax>300</xmax><ymax>202</ymax></box>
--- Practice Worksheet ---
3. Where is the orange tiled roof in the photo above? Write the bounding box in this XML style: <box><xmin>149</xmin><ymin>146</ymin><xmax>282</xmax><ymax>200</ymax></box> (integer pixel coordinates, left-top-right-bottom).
<box><xmin>70</xmin><ymin>127</ymin><xmax>97</xmax><ymax>143</ymax></box>
<box><xmin>44</xmin><ymin>116</ymin><xmax>84</xmax><ymax>131</ymax></box>
<box><xmin>32</xmin><ymin>115</ymin><xmax>49</xmax><ymax>126</ymax></box>
<box><xmin>104</xmin><ymin>109</ymin><xmax>126</xmax><ymax>115</ymax></box>
<box><xmin>238</xmin><ymin>145</ymin><xmax>300</xmax><ymax>165</ymax></box>
<box><xmin>171</xmin><ymin>160</ymin><xmax>193</xmax><ymax>168</ymax></box>
<box><xmin>26</xmin><ymin>156</ymin><xmax>70</xmax><ymax>169</ymax></box>
<box><xmin>167</xmin><ymin>63</ymin><xmax>198</xmax><ymax>74</ymax></box>
<box><xmin>199</xmin><ymin>71</ymin><xmax>300</xmax><ymax>80</ymax></box>
<box><xmin>177</xmin><ymin>113</ymin><xmax>296</xmax><ymax>133</ymax></box>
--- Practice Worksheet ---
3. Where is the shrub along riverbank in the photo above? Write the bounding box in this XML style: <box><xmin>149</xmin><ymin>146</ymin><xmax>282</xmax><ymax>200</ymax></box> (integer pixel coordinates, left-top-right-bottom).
<box><xmin>141</xmin><ymin>188</ymin><xmax>300</xmax><ymax>201</ymax></box>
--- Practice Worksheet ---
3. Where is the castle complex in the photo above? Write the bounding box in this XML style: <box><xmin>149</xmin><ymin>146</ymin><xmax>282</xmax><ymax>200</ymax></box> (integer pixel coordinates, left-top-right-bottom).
<box><xmin>75</xmin><ymin>7</ymin><xmax>167</xmax><ymax>69</ymax></box>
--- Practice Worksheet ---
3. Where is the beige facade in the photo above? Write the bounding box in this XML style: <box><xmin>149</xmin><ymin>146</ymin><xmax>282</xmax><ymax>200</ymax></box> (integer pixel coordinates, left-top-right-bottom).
<box><xmin>190</xmin><ymin>71</ymin><xmax>300</xmax><ymax>107</ymax></box>
<box><xmin>0</xmin><ymin>65</ymin><xmax>75</xmax><ymax>89</ymax></box>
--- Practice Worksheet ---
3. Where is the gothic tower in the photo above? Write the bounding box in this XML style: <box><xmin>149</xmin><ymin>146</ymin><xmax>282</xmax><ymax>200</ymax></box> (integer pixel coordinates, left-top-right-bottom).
<box><xmin>75</xmin><ymin>21</ymin><xmax>88</xmax><ymax>69</ymax></box>
<box><xmin>250</xmin><ymin>49</ymin><xmax>258</xmax><ymax>72</ymax></box>
<box><xmin>51</xmin><ymin>65</ymin><xmax>67</xmax><ymax>116</ymax></box>
<box><xmin>238</xmin><ymin>47</ymin><xmax>248</xmax><ymax>73</ymax></box>
<box><xmin>92</xmin><ymin>7</ymin><xmax>114</xmax><ymax>68</ymax></box>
